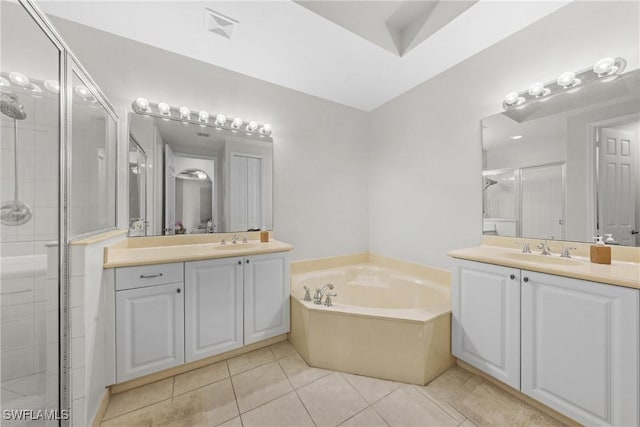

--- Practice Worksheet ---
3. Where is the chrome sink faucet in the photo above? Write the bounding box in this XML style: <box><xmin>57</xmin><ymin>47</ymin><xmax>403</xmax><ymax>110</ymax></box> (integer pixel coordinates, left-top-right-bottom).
<box><xmin>314</xmin><ymin>283</ymin><xmax>334</xmax><ymax>305</ymax></box>
<box><xmin>560</xmin><ymin>246</ymin><xmax>577</xmax><ymax>258</ymax></box>
<box><xmin>516</xmin><ymin>241</ymin><xmax>532</xmax><ymax>254</ymax></box>
<box><xmin>232</xmin><ymin>234</ymin><xmax>239</xmax><ymax>244</ymax></box>
<box><xmin>538</xmin><ymin>239</ymin><xmax>552</xmax><ymax>255</ymax></box>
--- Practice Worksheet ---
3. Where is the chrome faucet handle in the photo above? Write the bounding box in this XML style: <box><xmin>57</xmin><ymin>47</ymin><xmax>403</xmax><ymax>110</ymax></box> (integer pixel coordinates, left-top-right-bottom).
<box><xmin>560</xmin><ymin>246</ymin><xmax>577</xmax><ymax>258</ymax></box>
<box><xmin>537</xmin><ymin>240</ymin><xmax>552</xmax><ymax>256</ymax></box>
<box><xmin>516</xmin><ymin>241</ymin><xmax>531</xmax><ymax>254</ymax></box>
<box><xmin>242</xmin><ymin>237</ymin><xmax>248</xmax><ymax>244</ymax></box>
<box><xmin>220</xmin><ymin>238</ymin><xmax>226</xmax><ymax>245</ymax></box>
<box><xmin>303</xmin><ymin>286</ymin><xmax>312</xmax><ymax>302</ymax></box>
<box><xmin>324</xmin><ymin>292</ymin><xmax>337</xmax><ymax>307</ymax></box>
<box><xmin>232</xmin><ymin>234</ymin><xmax>239</xmax><ymax>244</ymax></box>
<box><xmin>313</xmin><ymin>289</ymin><xmax>323</xmax><ymax>305</ymax></box>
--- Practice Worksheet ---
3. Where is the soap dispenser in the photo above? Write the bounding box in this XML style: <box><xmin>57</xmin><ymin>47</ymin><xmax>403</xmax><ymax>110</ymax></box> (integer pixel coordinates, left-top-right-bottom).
<box><xmin>590</xmin><ymin>235</ymin><xmax>611</xmax><ymax>264</ymax></box>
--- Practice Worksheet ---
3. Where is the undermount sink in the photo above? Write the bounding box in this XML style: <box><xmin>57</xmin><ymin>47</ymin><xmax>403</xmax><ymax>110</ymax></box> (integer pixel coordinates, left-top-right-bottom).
<box><xmin>502</xmin><ymin>252</ymin><xmax>583</xmax><ymax>266</ymax></box>
<box><xmin>215</xmin><ymin>243</ymin><xmax>258</xmax><ymax>251</ymax></box>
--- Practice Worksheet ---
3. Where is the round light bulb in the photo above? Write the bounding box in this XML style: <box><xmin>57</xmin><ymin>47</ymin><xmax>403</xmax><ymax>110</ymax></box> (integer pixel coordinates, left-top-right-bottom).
<box><xmin>179</xmin><ymin>107</ymin><xmax>191</xmax><ymax>120</ymax></box>
<box><xmin>0</xmin><ymin>76</ymin><xmax>10</xmax><ymax>89</ymax></box>
<box><xmin>44</xmin><ymin>80</ymin><xmax>60</xmax><ymax>93</ymax></box>
<box><xmin>528</xmin><ymin>82</ymin><xmax>547</xmax><ymax>97</ymax></box>
<box><xmin>593</xmin><ymin>57</ymin><xmax>617</xmax><ymax>76</ymax></box>
<box><xmin>245</xmin><ymin>121</ymin><xmax>258</xmax><ymax>133</ymax></box>
<box><xmin>198</xmin><ymin>110</ymin><xmax>210</xmax><ymax>123</ymax></box>
<box><xmin>259</xmin><ymin>124</ymin><xmax>272</xmax><ymax>137</ymax></box>
<box><xmin>75</xmin><ymin>85</ymin><xmax>92</xmax><ymax>101</ymax></box>
<box><xmin>135</xmin><ymin>97</ymin><xmax>150</xmax><ymax>111</ymax></box>
<box><xmin>231</xmin><ymin>117</ymin><xmax>243</xmax><ymax>130</ymax></box>
<box><xmin>215</xmin><ymin>114</ymin><xmax>226</xmax><ymax>127</ymax></box>
<box><xmin>503</xmin><ymin>92</ymin><xmax>522</xmax><ymax>107</ymax></box>
<box><xmin>158</xmin><ymin>102</ymin><xmax>171</xmax><ymax>115</ymax></box>
<box><xmin>9</xmin><ymin>72</ymin><xmax>29</xmax><ymax>87</ymax></box>
<box><xmin>556</xmin><ymin>71</ymin><xmax>578</xmax><ymax>88</ymax></box>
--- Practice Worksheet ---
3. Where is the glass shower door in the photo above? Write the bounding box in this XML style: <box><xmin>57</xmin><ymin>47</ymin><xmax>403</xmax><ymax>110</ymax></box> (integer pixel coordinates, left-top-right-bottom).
<box><xmin>1</xmin><ymin>0</ymin><xmax>62</xmax><ymax>425</ymax></box>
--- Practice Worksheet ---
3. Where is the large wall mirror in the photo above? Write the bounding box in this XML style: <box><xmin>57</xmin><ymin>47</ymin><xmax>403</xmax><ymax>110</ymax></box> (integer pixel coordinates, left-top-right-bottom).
<box><xmin>482</xmin><ymin>68</ymin><xmax>640</xmax><ymax>246</ymax></box>
<box><xmin>128</xmin><ymin>113</ymin><xmax>273</xmax><ymax>236</ymax></box>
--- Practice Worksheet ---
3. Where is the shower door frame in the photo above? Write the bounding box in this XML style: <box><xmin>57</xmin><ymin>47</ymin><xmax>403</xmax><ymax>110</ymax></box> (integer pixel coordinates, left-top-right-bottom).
<box><xmin>16</xmin><ymin>1</ymin><xmax>119</xmax><ymax>424</ymax></box>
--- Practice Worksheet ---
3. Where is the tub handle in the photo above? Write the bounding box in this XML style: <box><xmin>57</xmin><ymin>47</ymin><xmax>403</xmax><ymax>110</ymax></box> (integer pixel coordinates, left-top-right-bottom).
<box><xmin>303</xmin><ymin>286</ymin><xmax>312</xmax><ymax>302</ymax></box>
<box><xmin>324</xmin><ymin>292</ymin><xmax>337</xmax><ymax>307</ymax></box>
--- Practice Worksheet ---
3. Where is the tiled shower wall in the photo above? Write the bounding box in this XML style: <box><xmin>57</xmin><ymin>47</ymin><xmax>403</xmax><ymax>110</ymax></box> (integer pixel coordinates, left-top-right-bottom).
<box><xmin>0</xmin><ymin>92</ymin><xmax>59</xmax><ymax>408</ymax></box>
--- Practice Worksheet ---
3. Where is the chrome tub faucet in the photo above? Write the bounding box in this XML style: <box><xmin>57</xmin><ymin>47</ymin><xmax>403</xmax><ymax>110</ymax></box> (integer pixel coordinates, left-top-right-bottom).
<box><xmin>314</xmin><ymin>283</ymin><xmax>334</xmax><ymax>305</ymax></box>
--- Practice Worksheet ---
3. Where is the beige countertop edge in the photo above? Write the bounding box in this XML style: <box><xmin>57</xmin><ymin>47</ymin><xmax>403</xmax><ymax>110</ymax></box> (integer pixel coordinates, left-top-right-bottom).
<box><xmin>69</xmin><ymin>229</ymin><xmax>128</xmax><ymax>246</ymax></box>
<box><xmin>104</xmin><ymin>242</ymin><xmax>293</xmax><ymax>269</ymax></box>
<box><xmin>448</xmin><ymin>247</ymin><xmax>640</xmax><ymax>290</ymax></box>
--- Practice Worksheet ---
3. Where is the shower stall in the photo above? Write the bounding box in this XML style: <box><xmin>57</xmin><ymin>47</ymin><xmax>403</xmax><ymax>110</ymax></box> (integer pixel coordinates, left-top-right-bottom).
<box><xmin>1</xmin><ymin>1</ymin><xmax>117</xmax><ymax>425</ymax></box>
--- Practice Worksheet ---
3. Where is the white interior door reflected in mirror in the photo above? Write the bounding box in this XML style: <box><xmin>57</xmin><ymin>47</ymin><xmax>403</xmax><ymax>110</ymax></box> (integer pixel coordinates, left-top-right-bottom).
<box><xmin>164</xmin><ymin>144</ymin><xmax>176</xmax><ymax>235</ymax></box>
<box><xmin>230</xmin><ymin>153</ymin><xmax>262</xmax><ymax>232</ymax></box>
<box><xmin>598</xmin><ymin>126</ymin><xmax>638</xmax><ymax>246</ymax></box>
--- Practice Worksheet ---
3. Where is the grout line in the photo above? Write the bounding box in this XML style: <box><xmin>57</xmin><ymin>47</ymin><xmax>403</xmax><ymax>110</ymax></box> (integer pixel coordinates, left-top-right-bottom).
<box><xmin>412</xmin><ymin>383</ymin><xmax>466</xmax><ymax>421</ymax></box>
<box><xmin>336</xmin><ymin>404</ymin><xmax>373</xmax><ymax>426</ymax></box>
<box><xmin>172</xmin><ymin>373</ymin><xmax>231</xmax><ymax>398</ymax></box>
<box><xmin>370</xmin><ymin>406</ymin><xmax>391</xmax><ymax>427</ymax></box>
<box><xmin>339</xmin><ymin>371</ymin><xmax>402</xmax><ymax>406</ymax></box>
<box><xmin>101</xmin><ymin>397</ymin><xmax>172</xmax><ymax>422</ymax></box>
<box><xmin>293</xmin><ymin>389</ymin><xmax>317</xmax><ymax>427</ymax></box>
<box><xmin>227</xmin><ymin>361</ymin><xmax>242</xmax><ymax>421</ymax></box>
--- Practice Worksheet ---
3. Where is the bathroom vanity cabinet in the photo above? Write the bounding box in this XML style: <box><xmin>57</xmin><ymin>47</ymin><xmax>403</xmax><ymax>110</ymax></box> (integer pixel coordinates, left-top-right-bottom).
<box><xmin>452</xmin><ymin>258</ymin><xmax>639</xmax><ymax>427</ymax></box>
<box><xmin>114</xmin><ymin>252</ymin><xmax>290</xmax><ymax>382</ymax></box>
<box><xmin>451</xmin><ymin>261</ymin><xmax>521</xmax><ymax>389</ymax></box>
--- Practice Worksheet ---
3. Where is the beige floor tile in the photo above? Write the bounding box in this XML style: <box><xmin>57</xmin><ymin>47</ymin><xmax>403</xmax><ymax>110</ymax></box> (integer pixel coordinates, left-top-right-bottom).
<box><xmin>460</xmin><ymin>419</ymin><xmax>478</xmax><ymax>427</ymax></box>
<box><xmin>173</xmin><ymin>361</ymin><xmax>229</xmax><ymax>396</ymax></box>
<box><xmin>340</xmin><ymin>407</ymin><xmax>389</xmax><ymax>427</ymax></box>
<box><xmin>341</xmin><ymin>372</ymin><xmax>401</xmax><ymax>404</ymax></box>
<box><xmin>227</xmin><ymin>347</ymin><xmax>275</xmax><ymax>376</ymax></box>
<box><xmin>416</xmin><ymin>368</ymin><xmax>472</xmax><ymax>423</ymax></box>
<box><xmin>231</xmin><ymin>361</ymin><xmax>293</xmax><ymax>413</ymax></box>
<box><xmin>269</xmin><ymin>340</ymin><xmax>297</xmax><ymax>359</ymax></box>
<box><xmin>217</xmin><ymin>417</ymin><xmax>243</xmax><ymax>427</ymax></box>
<box><xmin>297</xmin><ymin>372</ymin><xmax>368</xmax><ymax>427</ymax></box>
<box><xmin>103</xmin><ymin>377</ymin><xmax>174</xmax><ymax>420</ymax></box>
<box><xmin>172</xmin><ymin>377</ymin><xmax>239</xmax><ymax>426</ymax></box>
<box><xmin>101</xmin><ymin>397</ymin><xmax>208</xmax><ymax>427</ymax></box>
<box><xmin>241</xmin><ymin>391</ymin><xmax>314</xmax><ymax>427</ymax></box>
<box><xmin>373</xmin><ymin>384</ymin><xmax>458</xmax><ymax>427</ymax></box>
<box><xmin>451</xmin><ymin>379</ymin><xmax>565</xmax><ymax>427</ymax></box>
<box><xmin>278</xmin><ymin>353</ymin><xmax>331</xmax><ymax>389</ymax></box>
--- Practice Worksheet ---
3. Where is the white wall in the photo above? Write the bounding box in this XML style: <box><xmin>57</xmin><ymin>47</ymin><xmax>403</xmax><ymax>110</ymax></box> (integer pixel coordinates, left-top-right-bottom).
<box><xmin>49</xmin><ymin>16</ymin><xmax>370</xmax><ymax>262</ymax></box>
<box><xmin>368</xmin><ymin>1</ymin><xmax>639</xmax><ymax>269</ymax></box>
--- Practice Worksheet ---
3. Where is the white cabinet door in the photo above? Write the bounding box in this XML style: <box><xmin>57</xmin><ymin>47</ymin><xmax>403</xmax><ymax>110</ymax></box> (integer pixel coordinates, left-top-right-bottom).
<box><xmin>521</xmin><ymin>271</ymin><xmax>639</xmax><ymax>427</ymax></box>
<box><xmin>184</xmin><ymin>257</ymin><xmax>244</xmax><ymax>362</ymax></box>
<box><xmin>244</xmin><ymin>252</ymin><xmax>290</xmax><ymax>345</ymax></box>
<box><xmin>116</xmin><ymin>283</ymin><xmax>184</xmax><ymax>382</ymax></box>
<box><xmin>451</xmin><ymin>259</ymin><xmax>521</xmax><ymax>389</ymax></box>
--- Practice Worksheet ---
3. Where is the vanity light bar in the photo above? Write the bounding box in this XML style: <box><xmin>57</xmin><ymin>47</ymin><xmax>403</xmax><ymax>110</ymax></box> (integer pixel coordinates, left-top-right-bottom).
<box><xmin>502</xmin><ymin>56</ymin><xmax>626</xmax><ymax>110</ymax></box>
<box><xmin>131</xmin><ymin>98</ymin><xmax>273</xmax><ymax>139</ymax></box>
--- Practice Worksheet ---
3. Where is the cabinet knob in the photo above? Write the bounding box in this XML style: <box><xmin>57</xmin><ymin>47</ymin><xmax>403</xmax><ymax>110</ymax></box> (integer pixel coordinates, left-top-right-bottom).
<box><xmin>176</xmin><ymin>288</ymin><xmax>181</xmax><ymax>293</ymax></box>
<box><xmin>246</xmin><ymin>259</ymin><xmax>250</xmax><ymax>264</ymax></box>
<box><xmin>523</xmin><ymin>277</ymin><xmax>529</xmax><ymax>283</ymax></box>
<box><xmin>238</xmin><ymin>260</ymin><xmax>242</xmax><ymax>265</ymax></box>
<box><xmin>509</xmin><ymin>274</ymin><xmax>516</xmax><ymax>280</ymax></box>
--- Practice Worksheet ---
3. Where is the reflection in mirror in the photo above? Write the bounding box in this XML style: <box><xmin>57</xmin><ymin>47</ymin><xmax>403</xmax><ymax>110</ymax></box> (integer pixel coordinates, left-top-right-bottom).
<box><xmin>482</xmin><ymin>69</ymin><xmax>640</xmax><ymax>246</ymax></box>
<box><xmin>129</xmin><ymin>112</ymin><xmax>273</xmax><ymax>236</ymax></box>
<box><xmin>128</xmin><ymin>134</ymin><xmax>147</xmax><ymax>236</ymax></box>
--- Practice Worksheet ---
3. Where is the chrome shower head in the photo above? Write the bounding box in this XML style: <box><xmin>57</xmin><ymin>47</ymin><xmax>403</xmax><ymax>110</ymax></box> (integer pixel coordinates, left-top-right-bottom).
<box><xmin>0</xmin><ymin>93</ymin><xmax>27</xmax><ymax>120</ymax></box>
<box><xmin>483</xmin><ymin>177</ymin><xmax>498</xmax><ymax>190</ymax></box>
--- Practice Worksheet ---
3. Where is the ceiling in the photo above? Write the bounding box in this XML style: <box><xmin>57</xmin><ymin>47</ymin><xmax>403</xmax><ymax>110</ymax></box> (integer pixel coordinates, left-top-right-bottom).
<box><xmin>39</xmin><ymin>0</ymin><xmax>571</xmax><ymax>111</ymax></box>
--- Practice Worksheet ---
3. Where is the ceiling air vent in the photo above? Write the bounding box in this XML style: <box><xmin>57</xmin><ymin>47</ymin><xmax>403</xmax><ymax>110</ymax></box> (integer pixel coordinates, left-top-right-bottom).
<box><xmin>205</xmin><ymin>8</ymin><xmax>239</xmax><ymax>39</ymax></box>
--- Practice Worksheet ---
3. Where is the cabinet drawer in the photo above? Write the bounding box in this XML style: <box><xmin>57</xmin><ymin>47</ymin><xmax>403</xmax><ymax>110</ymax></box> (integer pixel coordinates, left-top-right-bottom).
<box><xmin>116</xmin><ymin>263</ymin><xmax>183</xmax><ymax>290</ymax></box>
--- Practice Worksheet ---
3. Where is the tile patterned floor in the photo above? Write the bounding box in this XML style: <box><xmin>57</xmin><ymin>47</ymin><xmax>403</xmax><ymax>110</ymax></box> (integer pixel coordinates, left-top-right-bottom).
<box><xmin>100</xmin><ymin>341</ymin><xmax>566</xmax><ymax>427</ymax></box>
